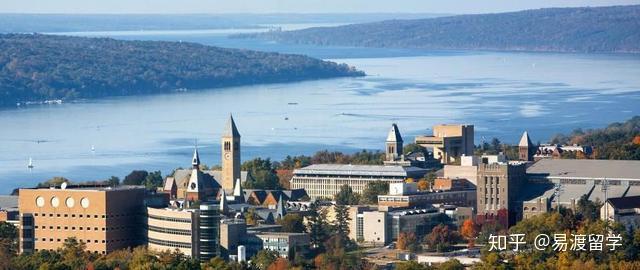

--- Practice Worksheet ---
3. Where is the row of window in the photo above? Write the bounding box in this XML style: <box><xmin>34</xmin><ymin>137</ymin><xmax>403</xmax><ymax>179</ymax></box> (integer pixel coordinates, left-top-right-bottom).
<box><xmin>35</xmin><ymin>213</ymin><xmax>105</xmax><ymax>218</ymax></box>
<box><xmin>36</xmin><ymin>238</ymin><xmax>106</xmax><ymax>243</ymax></box>
<box><xmin>35</xmin><ymin>249</ymin><xmax>107</xmax><ymax>255</ymax></box>
<box><xmin>147</xmin><ymin>225</ymin><xmax>192</xmax><ymax>236</ymax></box>
<box><xmin>34</xmin><ymin>225</ymin><xmax>131</xmax><ymax>231</ymax></box>
<box><xmin>148</xmin><ymin>237</ymin><xmax>191</xmax><ymax>249</ymax></box>
<box><xmin>34</xmin><ymin>213</ymin><xmax>138</xmax><ymax>218</ymax></box>
<box><xmin>148</xmin><ymin>214</ymin><xmax>192</xmax><ymax>223</ymax></box>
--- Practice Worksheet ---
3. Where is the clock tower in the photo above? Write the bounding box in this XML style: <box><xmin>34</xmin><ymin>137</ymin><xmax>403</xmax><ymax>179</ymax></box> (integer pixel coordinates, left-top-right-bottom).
<box><xmin>221</xmin><ymin>114</ymin><xmax>241</xmax><ymax>191</ymax></box>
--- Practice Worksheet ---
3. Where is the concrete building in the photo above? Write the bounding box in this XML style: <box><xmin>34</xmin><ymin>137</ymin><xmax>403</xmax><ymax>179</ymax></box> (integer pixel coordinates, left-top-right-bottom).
<box><xmin>476</xmin><ymin>162</ymin><xmax>527</xmax><ymax>227</ymax></box>
<box><xmin>523</xmin><ymin>159</ymin><xmax>640</xmax><ymax>217</ymax></box>
<box><xmin>415</xmin><ymin>124</ymin><xmax>474</xmax><ymax>164</ymax></box>
<box><xmin>18</xmin><ymin>185</ymin><xmax>146</xmax><ymax>254</ymax></box>
<box><xmin>290</xmin><ymin>164</ymin><xmax>427</xmax><ymax>199</ymax></box>
<box><xmin>147</xmin><ymin>205</ymin><xmax>221</xmax><ymax>262</ymax></box>
<box><xmin>220</xmin><ymin>219</ymin><xmax>247</xmax><ymax>259</ymax></box>
<box><xmin>443</xmin><ymin>156</ymin><xmax>479</xmax><ymax>185</ymax></box>
<box><xmin>247</xmin><ymin>232</ymin><xmax>310</xmax><ymax>258</ymax></box>
<box><xmin>349</xmin><ymin>206</ymin><xmax>388</xmax><ymax>245</ymax></box>
<box><xmin>378</xmin><ymin>182</ymin><xmax>476</xmax><ymax>208</ymax></box>
<box><xmin>0</xmin><ymin>195</ymin><xmax>19</xmax><ymax>227</ymax></box>
<box><xmin>601</xmin><ymin>196</ymin><xmax>640</xmax><ymax>230</ymax></box>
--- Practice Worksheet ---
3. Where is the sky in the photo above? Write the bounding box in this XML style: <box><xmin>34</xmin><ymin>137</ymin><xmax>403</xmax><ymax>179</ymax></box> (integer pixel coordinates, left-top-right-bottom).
<box><xmin>1</xmin><ymin>0</ymin><xmax>639</xmax><ymax>14</ymax></box>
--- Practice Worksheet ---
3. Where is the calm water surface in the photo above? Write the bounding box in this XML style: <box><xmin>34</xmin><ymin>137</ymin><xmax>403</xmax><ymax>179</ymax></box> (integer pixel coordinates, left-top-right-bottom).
<box><xmin>1</xmin><ymin>28</ymin><xmax>639</xmax><ymax>193</ymax></box>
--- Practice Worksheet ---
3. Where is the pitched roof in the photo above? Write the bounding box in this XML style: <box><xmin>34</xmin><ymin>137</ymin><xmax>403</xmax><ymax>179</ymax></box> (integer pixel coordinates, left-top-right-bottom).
<box><xmin>519</xmin><ymin>131</ymin><xmax>533</xmax><ymax>147</ymax></box>
<box><xmin>386</xmin><ymin>123</ymin><xmax>403</xmax><ymax>142</ymax></box>
<box><xmin>163</xmin><ymin>177</ymin><xmax>177</xmax><ymax>191</ymax></box>
<box><xmin>607</xmin><ymin>196</ymin><xmax>640</xmax><ymax>209</ymax></box>
<box><xmin>223</xmin><ymin>114</ymin><xmax>241</xmax><ymax>138</ymax></box>
<box><xmin>192</xmin><ymin>147</ymin><xmax>200</xmax><ymax>167</ymax></box>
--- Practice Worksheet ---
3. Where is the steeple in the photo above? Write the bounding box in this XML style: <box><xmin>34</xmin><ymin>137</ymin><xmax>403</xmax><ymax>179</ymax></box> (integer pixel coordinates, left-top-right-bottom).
<box><xmin>221</xmin><ymin>114</ymin><xmax>241</xmax><ymax>192</ymax></box>
<box><xmin>220</xmin><ymin>189</ymin><xmax>229</xmax><ymax>215</ymax></box>
<box><xmin>223</xmin><ymin>114</ymin><xmax>241</xmax><ymax>138</ymax></box>
<box><xmin>519</xmin><ymin>131</ymin><xmax>535</xmax><ymax>161</ymax></box>
<box><xmin>519</xmin><ymin>131</ymin><xmax>532</xmax><ymax>147</ymax></box>
<box><xmin>233</xmin><ymin>178</ymin><xmax>244</xmax><ymax>203</ymax></box>
<box><xmin>186</xmin><ymin>168</ymin><xmax>204</xmax><ymax>201</ymax></box>
<box><xmin>385</xmin><ymin>123</ymin><xmax>404</xmax><ymax>161</ymax></box>
<box><xmin>192</xmin><ymin>145</ymin><xmax>200</xmax><ymax>169</ymax></box>
<box><xmin>276</xmin><ymin>195</ymin><xmax>286</xmax><ymax>219</ymax></box>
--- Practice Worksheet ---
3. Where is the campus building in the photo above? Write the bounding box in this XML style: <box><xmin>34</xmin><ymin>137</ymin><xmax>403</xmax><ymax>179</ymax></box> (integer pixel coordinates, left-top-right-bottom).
<box><xmin>601</xmin><ymin>196</ymin><xmax>640</xmax><ymax>230</ymax></box>
<box><xmin>290</xmin><ymin>164</ymin><xmax>427</xmax><ymax>199</ymax></box>
<box><xmin>163</xmin><ymin>115</ymin><xmax>252</xmax><ymax>200</ymax></box>
<box><xmin>377</xmin><ymin>182</ymin><xmax>476</xmax><ymax>208</ymax></box>
<box><xmin>476</xmin><ymin>161</ymin><xmax>527</xmax><ymax>226</ymax></box>
<box><xmin>147</xmin><ymin>205</ymin><xmax>221</xmax><ymax>262</ymax></box>
<box><xmin>522</xmin><ymin>159</ymin><xmax>640</xmax><ymax>219</ymax></box>
<box><xmin>18</xmin><ymin>185</ymin><xmax>146</xmax><ymax>254</ymax></box>
<box><xmin>415</xmin><ymin>124</ymin><xmax>474</xmax><ymax>164</ymax></box>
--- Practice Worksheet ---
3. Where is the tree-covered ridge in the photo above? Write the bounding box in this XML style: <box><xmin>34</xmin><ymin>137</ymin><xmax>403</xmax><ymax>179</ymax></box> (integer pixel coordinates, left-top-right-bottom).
<box><xmin>0</xmin><ymin>34</ymin><xmax>364</xmax><ymax>107</ymax></box>
<box><xmin>242</xmin><ymin>5</ymin><xmax>640</xmax><ymax>53</ymax></box>
<box><xmin>550</xmin><ymin>116</ymin><xmax>640</xmax><ymax>160</ymax></box>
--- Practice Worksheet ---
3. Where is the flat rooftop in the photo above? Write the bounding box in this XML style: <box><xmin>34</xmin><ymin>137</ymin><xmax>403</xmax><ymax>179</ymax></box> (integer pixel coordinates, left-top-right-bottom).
<box><xmin>527</xmin><ymin>159</ymin><xmax>640</xmax><ymax>181</ymax></box>
<box><xmin>22</xmin><ymin>184</ymin><xmax>146</xmax><ymax>192</ymax></box>
<box><xmin>293</xmin><ymin>164</ymin><xmax>426</xmax><ymax>177</ymax></box>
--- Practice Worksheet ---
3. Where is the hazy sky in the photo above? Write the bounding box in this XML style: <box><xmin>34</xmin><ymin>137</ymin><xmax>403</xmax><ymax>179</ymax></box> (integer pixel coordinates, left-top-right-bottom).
<box><xmin>1</xmin><ymin>0</ymin><xmax>638</xmax><ymax>14</ymax></box>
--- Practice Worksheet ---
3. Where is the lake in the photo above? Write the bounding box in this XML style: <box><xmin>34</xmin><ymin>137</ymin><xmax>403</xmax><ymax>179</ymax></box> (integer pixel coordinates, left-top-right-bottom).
<box><xmin>1</xmin><ymin>27</ymin><xmax>639</xmax><ymax>193</ymax></box>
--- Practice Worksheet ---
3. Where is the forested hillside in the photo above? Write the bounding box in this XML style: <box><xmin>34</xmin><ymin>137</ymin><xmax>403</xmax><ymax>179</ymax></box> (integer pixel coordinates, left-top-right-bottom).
<box><xmin>550</xmin><ymin>116</ymin><xmax>640</xmax><ymax>160</ymax></box>
<box><xmin>241</xmin><ymin>5</ymin><xmax>640</xmax><ymax>53</ymax></box>
<box><xmin>0</xmin><ymin>34</ymin><xmax>363</xmax><ymax>107</ymax></box>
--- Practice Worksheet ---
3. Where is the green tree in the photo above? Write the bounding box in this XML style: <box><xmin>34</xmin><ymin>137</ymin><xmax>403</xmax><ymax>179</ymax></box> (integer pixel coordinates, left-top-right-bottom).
<box><xmin>306</xmin><ymin>202</ymin><xmax>329</xmax><ymax>250</ymax></box>
<box><xmin>36</xmin><ymin>177</ymin><xmax>70</xmax><ymax>188</ymax></box>
<box><xmin>106</xmin><ymin>176</ymin><xmax>120</xmax><ymax>186</ymax></box>
<box><xmin>396</xmin><ymin>260</ymin><xmax>432</xmax><ymax>270</ymax></box>
<box><xmin>576</xmin><ymin>194</ymin><xmax>602</xmax><ymax>221</ymax></box>
<box><xmin>251</xmin><ymin>250</ymin><xmax>279</xmax><ymax>270</ymax></box>
<box><xmin>403</xmin><ymin>143</ymin><xmax>428</xmax><ymax>155</ymax></box>
<box><xmin>242</xmin><ymin>158</ymin><xmax>281</xmax><ymax>190</ymax></box>
<box><xmin>334</xmin><ymin>184</ymin><xmax>359</xmax><ymax>205</ymax></box>
<box><xmin>277</xmin><ymin>213</ymin><xmax>305</xmax><ymax>233</ymax></box>
<box><xmin>144</xmin><ymin>170</ymin><xmax>163</xmax><ymax>189</ymax></box>
<box><xmin>0</xmin><ymin>222</ymin><xmax>17</xmax><ymax>270</ymax></box>
<box><xmin>123</xmin><ymin>170</ymin><xmax>148</xmax><ymax>185</ymax></box>
<box><xmin>60</xmin><ymin>237</ymin><xmax>90</xmax><ymax>270</ymax></box>
<box><xmin>333</xmin><ymin>204</ymin><xmax>353</xmax><ymax>248</ymax></box>
<box><xmin>360</xmin><ymin>180</ymin><xmax>388</xmax><ymax>204</ymax></box>
<box><xmin>438</xmin><ymin>259</ymin><xmax>464</xmax><ymax>270</ymax></box>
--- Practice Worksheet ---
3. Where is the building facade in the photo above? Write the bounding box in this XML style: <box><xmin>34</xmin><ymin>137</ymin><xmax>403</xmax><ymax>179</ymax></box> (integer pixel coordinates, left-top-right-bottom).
<box><xmin>290</xmin><ymin>164</ymin><xmax>427</xmax><ymax>199</ymax></box>
<box><xmin>415</xmin><ymin>124</ymin><xmax>474</xmax><ymax>164</ymax></box>
<box><xmin>18</xmin><ymin>185</ymin><xmax>146</xmax><ymax>254</ymax></box>
<box><xmin>221</xmin><ymin>115</ymin><xmax>241</xmax><ymax>192</ymax></box>
<box><xmin>147</xmin><ymin>205</ymin><xmax>221</xmax><ymax>262</ymax></box>
<box><xmin>476</xmin><ymin>162</ymin><xmax>527</xmax><ymax>226</ymax></box>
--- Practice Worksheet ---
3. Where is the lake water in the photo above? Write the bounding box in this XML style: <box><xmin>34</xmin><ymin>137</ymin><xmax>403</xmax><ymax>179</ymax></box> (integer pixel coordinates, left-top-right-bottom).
<box><xmin>1</xmin><ymin>27</ymin><xmax>639</xmax><ymax>193</ymax></box>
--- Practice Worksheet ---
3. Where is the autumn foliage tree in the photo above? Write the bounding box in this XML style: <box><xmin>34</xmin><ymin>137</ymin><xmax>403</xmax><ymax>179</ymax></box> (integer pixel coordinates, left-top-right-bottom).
<box><xmin>396</xmin><ymin>232</ymin><xmax>421</xmax><ymax>252</ymax></box>
<box><xmin>459</xmin><ymin>219</ymin><xmax>478</xmax><ymax>248</ymax></box>
<box><xmin>424</xmin><ymin>224</ymin><xmax>462</xmax><ymax>252</ymax></box>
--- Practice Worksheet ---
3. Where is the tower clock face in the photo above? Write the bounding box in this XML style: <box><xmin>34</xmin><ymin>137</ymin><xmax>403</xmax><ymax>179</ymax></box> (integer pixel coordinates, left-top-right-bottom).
<box><xmin>224</xmin><ymin>153</ymin><xmax>231</xmax><ymax>160</ymax></box>
<box><xmin>190</xmin><ymin>182</ymin><xmax>196</xmax><ymax>189</ymax></box>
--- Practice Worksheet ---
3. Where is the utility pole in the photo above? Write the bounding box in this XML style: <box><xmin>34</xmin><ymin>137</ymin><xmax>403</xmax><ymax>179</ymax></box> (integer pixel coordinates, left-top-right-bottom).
<box><xmin>602</xmin><ymin>178</ymin><xmax>609</xmax><ymax>223</ymax></box>
<box><xmin>554</xmin><ymin>182</ymin><xmax>564</xmax><ymax>213</ymax></box>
